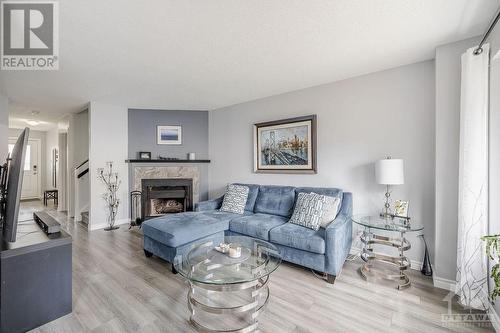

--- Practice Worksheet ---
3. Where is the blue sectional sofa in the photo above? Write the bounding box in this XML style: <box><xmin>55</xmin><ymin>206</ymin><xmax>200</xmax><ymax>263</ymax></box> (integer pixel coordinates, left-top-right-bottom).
<box><xmin>142</xmin><ymin>184</ymin><xmax>353</xmax><ymax>283</ymax></box>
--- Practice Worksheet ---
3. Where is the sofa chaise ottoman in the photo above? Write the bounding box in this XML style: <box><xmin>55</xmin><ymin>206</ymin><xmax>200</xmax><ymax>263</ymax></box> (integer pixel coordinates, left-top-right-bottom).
<box><xmin>142</xmin><ymin>184</ymin><xmax>353</xmax><ymax>283</ymax></box>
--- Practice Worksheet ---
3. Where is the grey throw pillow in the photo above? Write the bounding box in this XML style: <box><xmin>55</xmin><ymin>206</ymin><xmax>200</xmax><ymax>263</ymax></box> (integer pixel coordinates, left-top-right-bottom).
<box><xmin>220</xmin><ymin>184</ymin><xmax>249</xmax><ymax>214</ymax></box>
<box><xmin>318</xmin><ymin>194</ymin><xmax>341</xmax><ymax>228</ymax></box>
<box><xmin>289</xmin><ymin>192</ymin><xmax>326</xmax><ymax>231</ymax></box>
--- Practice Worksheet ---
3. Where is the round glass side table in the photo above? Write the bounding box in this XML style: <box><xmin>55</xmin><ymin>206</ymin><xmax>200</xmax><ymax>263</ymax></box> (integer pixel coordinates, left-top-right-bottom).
<box><xmin>352</xmin><ymin>215</ymin><xmax>424</xmax><ymax>290</ymax></box>
<box><xmin>174</xmin><ymin>235</ymin><xmax>281</xmax><ymax>333</ymax></box>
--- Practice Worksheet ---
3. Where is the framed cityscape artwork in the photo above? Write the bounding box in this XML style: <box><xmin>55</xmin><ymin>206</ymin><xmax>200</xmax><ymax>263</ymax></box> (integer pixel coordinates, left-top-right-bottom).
<box><xmin>254</xmin><ymin>115</ymin><xmax>317</xmax><ymax>173</ymax></box>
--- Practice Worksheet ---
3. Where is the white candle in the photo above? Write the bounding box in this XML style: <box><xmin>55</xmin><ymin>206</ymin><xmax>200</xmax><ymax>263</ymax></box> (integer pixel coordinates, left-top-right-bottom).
<box><xmin>229</xmin><ymin>246</ymin><xmax>241</xmax><ymax>258</ymax></box>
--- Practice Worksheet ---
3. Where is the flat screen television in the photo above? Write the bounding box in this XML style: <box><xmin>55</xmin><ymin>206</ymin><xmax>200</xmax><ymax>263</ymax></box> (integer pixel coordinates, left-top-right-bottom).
<box><xmin>1</xmin><ymin>128</ymin><xmax>29</xmax><ymax>243</ymax></box>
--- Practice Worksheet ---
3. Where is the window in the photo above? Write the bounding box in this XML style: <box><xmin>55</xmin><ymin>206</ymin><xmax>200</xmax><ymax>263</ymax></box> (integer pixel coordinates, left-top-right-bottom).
<box><xmin>8</xmin><ymin>144</ymin><xmax>30</xmax><ymax>171</ymax></box>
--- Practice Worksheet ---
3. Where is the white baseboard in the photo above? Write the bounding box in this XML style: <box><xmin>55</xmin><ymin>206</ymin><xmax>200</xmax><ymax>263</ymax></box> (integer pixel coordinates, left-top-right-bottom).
<box><xmin>488</xmin><ymin>307</ymin><xmax>500</xmax><ymax>332</ymax></box>
<box><xmin>89</xmin><ymin>218</ymin><xmax>129</xmax><ymax>231</ymax></box>
<box><xmin>349</xmin><ymin>247</ymin><xmax>459</xmax><ymax>292</ymax></box>
<box><xmin>433</xmin><ymin>276</ymin><xmax>456</xmax><ymax>292</ymax></box>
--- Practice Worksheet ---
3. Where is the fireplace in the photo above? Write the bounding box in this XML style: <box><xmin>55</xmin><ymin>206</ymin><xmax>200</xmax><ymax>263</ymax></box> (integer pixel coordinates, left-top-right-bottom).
<box><xmin>141</xmin><ymin>178</ymin><xmax>193</xmax><ymax>220</ymax></box>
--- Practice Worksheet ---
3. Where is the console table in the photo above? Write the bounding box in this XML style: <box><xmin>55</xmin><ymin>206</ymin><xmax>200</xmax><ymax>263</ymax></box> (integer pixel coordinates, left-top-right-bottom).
<box><xmin>352</xmin><ymin>215</ymin><xmax>423</xmax><ymax>289</ymax></box>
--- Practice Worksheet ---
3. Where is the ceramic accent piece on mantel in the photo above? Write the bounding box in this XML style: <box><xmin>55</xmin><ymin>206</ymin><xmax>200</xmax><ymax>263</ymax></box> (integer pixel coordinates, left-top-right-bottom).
<box><xmin>133</xmin><ymin>166</ymin><xmax>201</xmax><ymax>204</ymax></box>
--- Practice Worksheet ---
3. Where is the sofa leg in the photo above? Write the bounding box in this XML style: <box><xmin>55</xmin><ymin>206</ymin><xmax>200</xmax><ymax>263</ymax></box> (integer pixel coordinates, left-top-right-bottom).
<box><xmin>144</xmin><ymin>249</ymin><xmax>153</xmax><ymax>258</ymax></box>
<box><xmin>326</xmin><ymin>274</ymin><xmax>336</xmax><ymax>284</ymax></box>
<box><xmin>171</xmin><ymin>264</ymin><xmax>178</xmax><ymax>274</ymax></box>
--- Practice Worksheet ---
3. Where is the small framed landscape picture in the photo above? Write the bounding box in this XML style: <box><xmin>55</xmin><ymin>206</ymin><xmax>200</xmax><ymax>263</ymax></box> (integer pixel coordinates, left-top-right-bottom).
<box><xmin>157</xmin><ymin>125</ymin><xmax>182</xmax><ymax>145</ymax></box>
<box><xmin>254</xmin><ymin>115</ymin><xmax>317</xmax><ymax>173</ymax></box>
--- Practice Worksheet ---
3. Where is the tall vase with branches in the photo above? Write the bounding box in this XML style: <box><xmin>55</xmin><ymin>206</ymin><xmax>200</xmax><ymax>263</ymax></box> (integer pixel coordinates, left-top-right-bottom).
<box><xmin>97</xmin><ymin>161</ymin><xmax>121</xmax><ymax>231</ymax></box>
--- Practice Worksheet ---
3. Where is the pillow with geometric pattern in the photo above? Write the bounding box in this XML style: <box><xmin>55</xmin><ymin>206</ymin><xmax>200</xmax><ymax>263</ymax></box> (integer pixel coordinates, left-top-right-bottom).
<box><xmin>289</xmin><ymin>192</ymin><xmax>327</xmax><ymax>231</ymax></box>
<box><xmin>220</xmin><ymin>184</ymin><xmax>249</xmax><ymax>214</ymax></box>
<box><xmin>318</xmin><ymin>194</ymin><xmax>341</xmax><ymax>229</ymax></box>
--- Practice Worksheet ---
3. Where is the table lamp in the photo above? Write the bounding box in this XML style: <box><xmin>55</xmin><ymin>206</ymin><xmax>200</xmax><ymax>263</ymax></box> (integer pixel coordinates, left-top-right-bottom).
<box><xmin>375</xmin><ymin>157</ymin><xmax>404</xmax><ymax>217</ymax></box>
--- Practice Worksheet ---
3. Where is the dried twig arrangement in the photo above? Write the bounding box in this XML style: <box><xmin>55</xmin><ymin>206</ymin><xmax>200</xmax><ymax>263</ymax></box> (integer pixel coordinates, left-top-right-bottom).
<box><xmin>97</xmin><ymin>162</ymin><xmax>121</xmax><ymax>231</ymax></box>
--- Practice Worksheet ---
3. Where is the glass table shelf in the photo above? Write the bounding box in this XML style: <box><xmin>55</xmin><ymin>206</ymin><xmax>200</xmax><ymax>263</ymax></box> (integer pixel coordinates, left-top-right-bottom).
<box><xmin>352</xmin><ymin>215</ymin><xmax>423</xmax><ymax>232</ymax></box>
<box><xmin>352</xmin><ymin>215</ymin><xmax>424</xmax><ymax>290</ymax></box>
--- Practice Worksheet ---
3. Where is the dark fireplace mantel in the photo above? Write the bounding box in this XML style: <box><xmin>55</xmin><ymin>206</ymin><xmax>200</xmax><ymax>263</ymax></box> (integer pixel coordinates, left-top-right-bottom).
<box><xmin>126</xmin><ymin>159</ymin><xmax>210</xmax><ymax>163</ymax></box>
<box><xmin>141</xmin><ymin>178</ymin><xmax>193</xmax><ymax>220</ymax></box>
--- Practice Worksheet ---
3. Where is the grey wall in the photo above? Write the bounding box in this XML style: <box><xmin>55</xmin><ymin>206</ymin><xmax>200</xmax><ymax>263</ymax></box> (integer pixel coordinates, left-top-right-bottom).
<box><xmin>209</xmin><ymin>60</ymin><xmax>436</xmax><ymax>265</ymax></box>
<box><xmin>45</xmin><ymin>127</ymin><xmax>59</xmax><ymax>191</ymax></box>
<box><xmin>489</xmin><ymin>19</ymin><xmax>500</xmax><ymax>236</ymax></box>
<box><xmin>67</xmin><ymin>109</ymin><xmax>89</xmax><ymax>216</ymax></box>
<box><xmin>9</xmin><ymin>128</ymin><xmax>47</xmax><ymax>195</ymax></box>
<box><xmin>127</xmin><ymin>109</ymin><xmax>210</xmax><ymax>201</ymax></box>
<box><xmin>0</xmin><ymin>94</ymin><xmax>7</xmax><ymax>162</ymax></box>
<box><xmin>57</xmin><ymin>132</ymin><xmax>68</xmax><ymax>212</ymax></box>
<box><xmin>434</xmin><ymin>37</ymin><xmax>481</xmax><ymax>283</ymax></box>
<box><xmin>73</xmin><ymin>109</ymin><xmax>89</xmax><ymax>166</ymax></box>
<box><xmin>128</xmin><ymin>109</ymin><xmax>208</xmax><ymax>160</ymax></box>
<box><xmin>486</xmin><ymin>22</ymin><xmax>500</xmax><ymax>316</ymax></box>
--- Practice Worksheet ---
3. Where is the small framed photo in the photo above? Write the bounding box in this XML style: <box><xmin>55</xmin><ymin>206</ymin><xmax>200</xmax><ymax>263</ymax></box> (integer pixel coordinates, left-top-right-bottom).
<box><xmin>138</xmin><ymin>151</ymin><xmax>151</xmax><ymax>160</ymax></box>
<box><xmin>394</xmin><ymin>200</ymin><xmax>409</xmax><ymax>218</ymax></box>
<box><xmin>157</xmin><ymin>125</ymin><xmax>182</xmax><ymax>145</ymax></box>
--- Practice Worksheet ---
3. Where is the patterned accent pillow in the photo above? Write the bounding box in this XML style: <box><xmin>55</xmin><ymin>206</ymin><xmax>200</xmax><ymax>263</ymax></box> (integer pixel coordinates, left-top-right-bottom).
<box><xmin>220</xmin><ymin>184</ymin><xmax>250</xmax><ymax>214</ymax></box>
<box><xmin>318</xmin><ymin>194</ymin><xmax>341</xmax><ymax>228</ymax></box>
<box><xmin>289</xmin><ymin>192</ymin><xmax>326</xmax><ymax>231</ymax></box>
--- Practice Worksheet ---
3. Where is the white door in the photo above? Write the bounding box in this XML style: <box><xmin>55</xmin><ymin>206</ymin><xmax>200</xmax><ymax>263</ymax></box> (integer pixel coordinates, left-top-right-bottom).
<box><xmin>8</xmin><ymin>138</ymin><xmax>41</xmax><ymax>199</ymax></box>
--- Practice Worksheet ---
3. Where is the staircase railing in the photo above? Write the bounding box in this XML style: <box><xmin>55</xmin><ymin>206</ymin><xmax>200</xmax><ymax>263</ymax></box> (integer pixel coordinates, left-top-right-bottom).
<box><xmin>75</xmin><ymin>159</ymin><xmax>89</xmax><ymax>170</ymax></box>
<box><xmin>74</xmin><ymin>159</ymin><xmax>89</xmax><ymax>223</ymax></box>
<box><xmin>77</xmin><ymin>168</ymin><xmax>89</xmax><ymax>179</ymax></box>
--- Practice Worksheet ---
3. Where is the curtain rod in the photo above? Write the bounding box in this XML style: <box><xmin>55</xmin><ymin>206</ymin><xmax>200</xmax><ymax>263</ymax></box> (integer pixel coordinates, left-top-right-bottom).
<box><xmin>474</xmin><ymin>7</ymin><xmax>500</xmax><ymax>55</ymax></box>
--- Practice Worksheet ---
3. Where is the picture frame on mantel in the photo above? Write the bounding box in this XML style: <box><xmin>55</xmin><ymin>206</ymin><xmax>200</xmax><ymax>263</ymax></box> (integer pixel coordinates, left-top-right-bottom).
<box><xmin>138</xmin><ymin>151</ymin><xmax>151</xmax><ymax>160</ymax></box>
<box><xmin>253</xmin><ymin>115</ymin><xmax>317</xmax><ymax>174</ymax></box>
<box><xmin>157</xmin><ymin>125</ymin><xmax>182</xmax><ymax>145</ymax></box>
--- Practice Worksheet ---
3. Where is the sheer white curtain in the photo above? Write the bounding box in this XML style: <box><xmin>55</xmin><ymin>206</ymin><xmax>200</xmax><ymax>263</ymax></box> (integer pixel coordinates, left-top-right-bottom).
<box><xmin>456</xmin><ymin>44</ymin><xmax>490</xmax><ymax>310</ymax></box>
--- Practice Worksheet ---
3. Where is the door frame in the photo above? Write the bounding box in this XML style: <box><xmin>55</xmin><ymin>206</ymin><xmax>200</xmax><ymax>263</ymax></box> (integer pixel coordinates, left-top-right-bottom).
<box><xmin>9</xmin><ymin>137</ymin><xmax>42</xmax><ymax>200</ymax></box>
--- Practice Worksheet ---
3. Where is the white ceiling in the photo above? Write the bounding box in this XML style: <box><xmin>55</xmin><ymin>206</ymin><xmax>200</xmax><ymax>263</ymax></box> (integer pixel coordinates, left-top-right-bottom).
<box><xmin>8</xmin><ymin>104</ymin><xmax>64</xmax><ymax>131</ymax></box>
<box><xmin>2</xmin><ymin>0</ymin><xmax>499</xmax><ymax>126</ymax></box>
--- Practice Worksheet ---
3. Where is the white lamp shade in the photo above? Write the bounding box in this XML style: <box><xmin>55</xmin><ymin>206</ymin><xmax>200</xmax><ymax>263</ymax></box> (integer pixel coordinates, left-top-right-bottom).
<box><xmin>375</xmin><ymin>159</ymin><xmax>404</xmax><ymax>185</ymax></box>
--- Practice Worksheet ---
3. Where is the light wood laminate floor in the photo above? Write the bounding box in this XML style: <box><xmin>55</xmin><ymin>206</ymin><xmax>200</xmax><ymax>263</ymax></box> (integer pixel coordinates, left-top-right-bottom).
<box><xmin>20</xmin><ymin>201</ymin><xmax>493</xmax><ymax>333</ymax></box>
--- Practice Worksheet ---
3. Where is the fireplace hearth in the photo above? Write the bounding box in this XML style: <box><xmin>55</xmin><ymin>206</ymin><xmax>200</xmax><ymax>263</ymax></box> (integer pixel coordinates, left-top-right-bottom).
<box><xmin>141</xmin><ymin>178</ymin><xmax>193</xmax><ymax>220</ymax></box>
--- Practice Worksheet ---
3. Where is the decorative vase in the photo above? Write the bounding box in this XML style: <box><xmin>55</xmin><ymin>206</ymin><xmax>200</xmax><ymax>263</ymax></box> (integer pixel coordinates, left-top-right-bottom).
<box><xmin>419</xmin><ymin>235</ymin><xmax>433</xmax><ymax>276</ymax></box>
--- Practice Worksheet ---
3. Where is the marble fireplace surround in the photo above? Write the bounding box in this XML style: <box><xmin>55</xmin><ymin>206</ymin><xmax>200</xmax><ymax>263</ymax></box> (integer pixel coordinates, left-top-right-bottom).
<box><xmin>132</xmin><ymin>166</ymin><xmax>201</xmax><ymax>205</ymax></box>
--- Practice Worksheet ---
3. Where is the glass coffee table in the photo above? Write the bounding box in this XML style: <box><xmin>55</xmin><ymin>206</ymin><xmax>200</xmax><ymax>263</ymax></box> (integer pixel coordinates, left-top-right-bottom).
<box><xmin>174</xmin><ymin>235</ymin><xmax>281</xmax><ymax>333</ymax></box>
<box><xmin>352</xmin><ymin>215</ymin><xmax>424</xmax><ymax>289</ymax></box>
